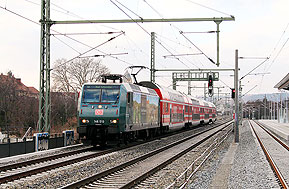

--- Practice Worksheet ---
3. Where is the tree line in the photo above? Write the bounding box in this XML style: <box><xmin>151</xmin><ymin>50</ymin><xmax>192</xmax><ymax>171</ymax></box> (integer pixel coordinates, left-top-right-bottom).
<box><xmin>0</xmin><ymin>58</ymin><xmax>109</xmax><ymax>137</ymax></box>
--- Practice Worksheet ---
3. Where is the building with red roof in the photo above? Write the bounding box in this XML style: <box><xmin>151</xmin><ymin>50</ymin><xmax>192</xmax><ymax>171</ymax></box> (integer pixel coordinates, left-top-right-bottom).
<box><xmin>0</xmin><ymin>73</ymin><xmax>38</xmax><ymax>98</ymax></box>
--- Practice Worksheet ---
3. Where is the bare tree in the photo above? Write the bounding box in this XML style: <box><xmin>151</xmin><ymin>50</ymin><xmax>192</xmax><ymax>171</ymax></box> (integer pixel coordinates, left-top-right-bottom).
<box><xmin>51</xmin><ymin>58</ymin><xmax>110</xmax><ymax>131</ymax></box>
<box><xmin>0</xmin><ymin>72</ymin><xmax>38</xmax><ymax>135</ymax></box>
<box><xmin>52</xmin><ymin>58</ymin><xmax>110</xmax><ymax>92</ymax></box>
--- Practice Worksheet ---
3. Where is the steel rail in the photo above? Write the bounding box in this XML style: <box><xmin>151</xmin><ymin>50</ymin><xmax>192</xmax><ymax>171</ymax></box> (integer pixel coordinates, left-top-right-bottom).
<box><xmin>0</xmin><ymin>147</ymin><xmax>123</xmax><ymax>184</ymax></box>
<box><xmin>62</xmin><ymin>120</ymin><xmax>233</xmax><ymax>189</ymax></box>
<box><xmin>249</xmin><ymin>120</ymin><xmax>288</xmax><ymax>189</ymax></box>
<box><xmin>0</xmin><ymin>119</ymin><xmax>231</xmax><ymax>186</ymax></box>
<box><xmin>254</xmin><ymin>120</ymin><xmax>289</xmax><ymax>151</ymax></box>
<box><xmin>0</xmin><ymin>145</ymin><xmax>93</xmax><ymax>172</ymax></box>
<box><xmin>172</xmin><ymin>128</ymin><xmax>232</xmax><ymax>189</ymax></box>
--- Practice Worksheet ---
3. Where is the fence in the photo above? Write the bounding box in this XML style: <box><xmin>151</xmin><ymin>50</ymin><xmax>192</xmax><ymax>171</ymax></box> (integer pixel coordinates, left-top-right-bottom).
<box><xmin>0</xmin><ymin>133</ymin><xmax>69</xmax><ymax>158</ymax></box>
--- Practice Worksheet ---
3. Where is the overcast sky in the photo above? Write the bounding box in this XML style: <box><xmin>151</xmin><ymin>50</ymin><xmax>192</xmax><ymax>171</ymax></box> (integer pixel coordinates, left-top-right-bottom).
<box><xmin>0</xmin><ymin>0</ymin><xmax>288</xmax><ymax>97</ymax></box>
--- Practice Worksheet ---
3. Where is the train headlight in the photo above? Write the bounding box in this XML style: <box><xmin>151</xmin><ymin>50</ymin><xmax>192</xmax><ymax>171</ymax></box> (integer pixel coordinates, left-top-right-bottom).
<box><xmin>98</xmin><ymin>105</ymin><xmax>102</xmax><ymax>109</ymax></box>
<box><xmin>82</xmin><ymin>119</ymin><xmax>89</xmax><ymax>124</ymax></box>
<box><xmin>110</xmin><ymin>119</ymin><xmax>117</xmax><ymax>124</ymax></box>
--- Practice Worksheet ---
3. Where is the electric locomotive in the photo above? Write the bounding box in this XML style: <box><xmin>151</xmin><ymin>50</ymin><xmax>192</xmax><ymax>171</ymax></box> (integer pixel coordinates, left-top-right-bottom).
<box><xmin>77</xmin><ymin>75</ymin><xmax>160</xmax><ymax>145</ymax></box>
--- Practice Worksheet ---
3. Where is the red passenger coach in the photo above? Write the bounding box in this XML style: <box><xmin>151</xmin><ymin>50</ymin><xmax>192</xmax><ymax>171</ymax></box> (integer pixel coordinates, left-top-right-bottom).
<box><xmin>139</xmin><ymin>81</ymin><xmax>216</xmax><ymax>131</ymax></box>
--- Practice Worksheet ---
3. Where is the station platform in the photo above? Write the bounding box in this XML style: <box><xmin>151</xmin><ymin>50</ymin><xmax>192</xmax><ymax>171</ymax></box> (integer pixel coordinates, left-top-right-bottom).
<box><xmin>257</xmin><ymin>119</ymin><xmax>289</xmax><ymax>140</ymax></box>
<box><xmin>207</xmin><ymin>119</ymin><xmax>281</xmax><ymax>188</ymax></box>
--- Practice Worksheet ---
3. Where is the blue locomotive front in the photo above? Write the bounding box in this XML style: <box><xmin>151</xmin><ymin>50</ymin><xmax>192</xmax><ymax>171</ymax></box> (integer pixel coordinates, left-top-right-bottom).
<box><xmin>77</xmin><ymin>82</ymin><xmax>160</xmax><ymax>146</ymax></box>
<box><xmin>77</xmin><ymin>83</ymin><xmax>126</xmax><ymax>145</ymax></box>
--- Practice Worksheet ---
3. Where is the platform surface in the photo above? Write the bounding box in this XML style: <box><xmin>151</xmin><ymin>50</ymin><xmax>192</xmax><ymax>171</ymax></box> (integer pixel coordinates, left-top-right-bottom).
<box><xmin>208</xmin><ymin>120</ymin><xmax>280</xmax><ymax>189</ymax></box>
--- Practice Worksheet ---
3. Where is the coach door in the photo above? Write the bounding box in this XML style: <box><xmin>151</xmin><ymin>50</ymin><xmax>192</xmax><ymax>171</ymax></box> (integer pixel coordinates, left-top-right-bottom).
<box><xmin>170</xmin><ymin>103</ymin><xmax>172</xmax><ymax>124</ymax></box>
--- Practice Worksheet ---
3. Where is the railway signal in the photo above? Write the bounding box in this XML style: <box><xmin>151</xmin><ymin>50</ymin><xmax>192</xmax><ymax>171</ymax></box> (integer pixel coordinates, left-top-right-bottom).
<box><xmin>208</xmin><ymin>75</ymin><xmax>213</xmax><ymax>96</ymax></box>
<box><xmin>231</xmin><ymin>88</ymin><xmax>236</xmax><ymax>98</ymax></box>
<box><xmin>208</xmin><ymin>75</ymin><xmax>213</xmax><ymax>87</ymax></box>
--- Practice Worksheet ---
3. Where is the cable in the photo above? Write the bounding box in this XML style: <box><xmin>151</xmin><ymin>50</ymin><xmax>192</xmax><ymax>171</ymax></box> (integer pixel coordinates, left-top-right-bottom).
<box><xmin>110</xmin><ymin>0</ymin><xmax>193</xmax><ymax>69</ymax></box>
<box><xmin>0</xmin><ymin>5</ymin><xmax>133</xmax><ymax>67</ymax></box>
<box><xmin>142</xmin><ymin>0</ymin><xmax>164</xmax><ymax>18</ymax></box>
<box><xmin>143</xmin><ymin>1</ymin><xmax>206</xmax><ymax>68</ymax></box>
<box><xmin>24</xmin><ymin>0</ymin><xmax>122</xmax><ymax>32</ymax></box>
<box><xmin>180</xmin><ymin>31</ymin><xmax>216</xmax><ymax>65</ymax></box>
<box><xmin>219</xmin><ymin>79</ymin><xmax>231</xmax><ymax>89</ymax></box>
<box><xmin>184</xmin><ymin>0</ymin><xmax>233</xmax><ymax>17</ymax></box>
<box><xmin>23</xmin><ymin>0</ymin><xmax>74</xmax><ymax>16</ymax></box>
<box><xmin>53</xmin><ymin>35</ymin><xmax>82</xmax><ymax>55</ymax></box>
<box><xmin>268</xmin><ymin>22</ymin><xmax>289</xmax><ymax>58</ymax></box>
<box><xmin>0</xmin><ymin>5</ymin><xmax>40</xmax><ymax>25</ymax></box>
<box><xmin>156</xmin><ymin>33</ymin><xmax>196</xmax><ymax>50</ymax></box>
<box><xmin>155</xmin><ymin>36</ymin><xmax>201</xmax><ymax>68</ymax></box>
<box><xmin>266</xmin><ymin>37</ymin><xmax>289</xmax><ymax>71</ymax></box>
<box><xmin>241</xmin><ymin>59</ymin><xmax>269</xmax><ymax>80</ymax></box>
<box><xmin>114</xmin><ymin>0</ymin><xmax>143</xmax><ymax>19</ymax></box>
<box><xmin>51</xmin><ymin>31</ymin><xmax>123</xmax><ymax>35</ymax></box>
<box><xmin>156</xmin><ymin>32</ymin><xmax>204</xmax><ymax>67</ymax></box>
<box><xmin>54</xmin><ymin>32</ymin><xmax>125</xmax><ymax>69</ymax></box>
<box><xmin>58</xmin><ymin>31</ymin><xmax>134</xmax><ymax>66</ymax></box>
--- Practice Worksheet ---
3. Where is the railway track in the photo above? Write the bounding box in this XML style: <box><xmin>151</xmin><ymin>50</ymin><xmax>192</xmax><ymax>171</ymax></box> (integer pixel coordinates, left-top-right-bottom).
<box><xmin>249</xmin><ymin>120</ymin><xmax>289</xmax><ymax>189</ymax></box>
<box><xmin>0</xmin><ymin>145</ymin><xmax>93</xmax><ymax>173</ymax></box>
<box><xmin>0</xmin><ymin>119</ymin><xmax>232</xmax><ymax>187</ymax></box>
<box><xmin>0</xmin><ymin>147</ymin><xmax>115</xmax><ymax>185</ymax></box>
<box><xmin>62</xmin><ymin>121</ymin><xmax>233</xmax><ymax>189</ymax></box>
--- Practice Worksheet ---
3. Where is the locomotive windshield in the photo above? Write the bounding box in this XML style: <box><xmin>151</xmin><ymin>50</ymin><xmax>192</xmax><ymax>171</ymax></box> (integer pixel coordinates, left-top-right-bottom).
<box><xmin>82</xmin><ymin>85</ymin><xmax>120</xmax><ymax>103</ymax></box>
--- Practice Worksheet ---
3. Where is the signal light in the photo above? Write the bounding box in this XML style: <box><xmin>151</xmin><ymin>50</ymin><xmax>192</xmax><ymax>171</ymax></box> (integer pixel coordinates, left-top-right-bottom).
<box><xmin>208</xmin><ymin>75</ymin><xmax>213</xmax><ymax>87</ymax></box>
<box><xmin>231</xmin><ymin>88</ymin><xmax>235</xmax><ymax>98</ymax></box>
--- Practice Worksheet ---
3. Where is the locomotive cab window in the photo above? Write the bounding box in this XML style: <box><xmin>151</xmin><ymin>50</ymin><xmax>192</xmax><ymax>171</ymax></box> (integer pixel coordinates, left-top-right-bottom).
<box><xmin>82</xmin><ymin>85</ymin><xmax>120</xmax><ymax>103</ymax></box>
<box><xmin>82</xmin><ymin>88</ymin><xmax>101</xmax><ymax>102</ymax></box>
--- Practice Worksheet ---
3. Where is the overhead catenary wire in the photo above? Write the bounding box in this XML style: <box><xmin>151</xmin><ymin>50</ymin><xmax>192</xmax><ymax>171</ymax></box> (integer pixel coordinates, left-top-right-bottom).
<box><xmin>23</xmin><ymin>0</ymin><xmax>76</xmax><ymax>16</ymax></box>
<box><xmin>114</xmin><ymin>0</ymin><xmax>197</xmax><ymax>83</ymax></box>
<box><xmin>53</xmin><ymin>32</ymin><xmax>126</xmax><ymax>69</ymax></box>
<box><xmin>268</xmin><ymin>22</ymin><xmax>289</xmax><ymax>59</ymax></box>
<box><xmin>266</xmin><ymin>37</ymin><xmax>289</xmax><ymax>71</ymax></box>
<box><xmin>155</xmin><ymin>37</ymin><xmax>201</xmax><ymax>68</ymax></box>
<box><xmin>110</xmin><ymin>0</ymin><xmax>193</xmax><ymax>69</ymax></box>
<box><xmin>0</xmin><ymin>5</ymin><xmax>40</xmax><ymax>25</ymax></box>
<box><xmin>141</xmin><ymin>1</ymin><xmax>204</xmax><ymax>69</ymax></box>
<box><xmin>141</xmin><ymin>1</ymin><xmax>204</xmax><ymax>68</ymax></box>
<box><xmin>114</xmin><ymin>0</ymin><xmax>143</xmax><ymax>20</ymax></box>
<box><xmin>53</xmin><ymin>35</ymin><xmax>82</xmax><ymax>55</ymax></box>
<box><xmin>52</xmin><ymin>31</ymin><xmax>134</xmax><ymax>66</ymax></box>
<box><xmin>0</xmin><ymin>4</ymin><xmax>134</xmax><ymax>67</ymax></box>
<box><xmin>163</xmin><ymin>53</ymin><xmax>203</xmax><ymax>58</ymax></box>
<box><xmin>240</xmin><ymin>58</ymin><xmax>269</xmax><ymax>80</ymax></box>
<box><xmin>51</xmin><ymin>31</ymin><xmax>123</xmax><ymax>35</ymax></box>
<box><xmin>180</xmin><ymin>31</ymin><xmax>216</xmax><ymax>65</ymax></box>
<box><xmin>184</xmin><ymin>0</ymin><xmax>233</xmax><ymax>17</ymax></box>
<box><xmin>79</xmin><ymin>52</ymin><xmax>128</xmax><ymax>58</ymax></box>
<box><xmin>142</xmin><ymin>0</ymin><xmax>164</xmax><ymax>18</ymax></box>
<box><xmin>219</xmin><ymin>79</ymin><xmax>232</xmax><ymax>89</ymax></box>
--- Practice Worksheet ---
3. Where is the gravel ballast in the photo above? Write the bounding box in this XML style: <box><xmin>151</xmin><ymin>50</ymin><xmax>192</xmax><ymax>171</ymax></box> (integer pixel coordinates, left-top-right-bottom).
<box><xmin>0</xmin><ymin>124</ymin><xmax>219</xmax><ymax>188</ymax></box>
<box><xmin>188</xmin><ymin>120</ymin><xmax>280</xmax><ymax>189</ymax></box>
<box><xmin>228</xmin><ymin>121</ymin><xmax>279</xmax><ymax>188</ymax></box>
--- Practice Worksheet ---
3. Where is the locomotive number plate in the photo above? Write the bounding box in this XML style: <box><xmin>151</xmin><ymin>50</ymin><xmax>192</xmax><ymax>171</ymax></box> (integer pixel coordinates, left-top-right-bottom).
<box><xmin>95</xmin><ymin>109</ymin><xmax>103</xmax><ymax>115</ymax></box>
<box><xmin>94</xmin><ymin>120</ymin><xmax>104</xmax><ymax>124</ymax></box>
